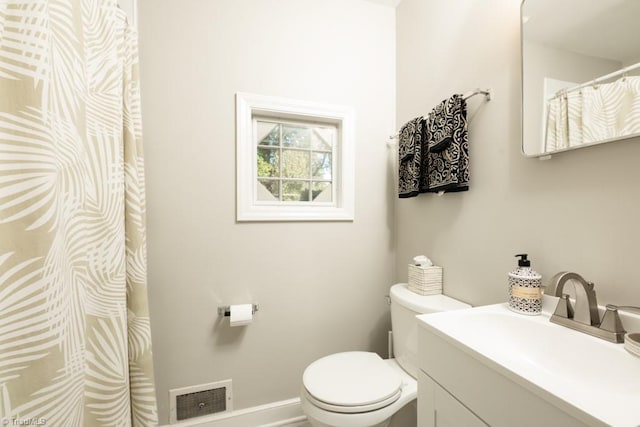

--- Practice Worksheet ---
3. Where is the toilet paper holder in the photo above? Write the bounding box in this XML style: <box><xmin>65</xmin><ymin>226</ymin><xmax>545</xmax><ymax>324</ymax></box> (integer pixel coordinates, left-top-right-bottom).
<box><xmin>218</xmin><ymin>304</ymin><xmax>259</xmax><ymax>317</ymax></box>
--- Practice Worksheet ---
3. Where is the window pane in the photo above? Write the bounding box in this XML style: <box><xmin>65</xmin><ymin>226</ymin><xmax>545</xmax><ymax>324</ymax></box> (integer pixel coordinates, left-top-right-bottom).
<box><xmin>282</xmin><ymin>125</ymin><xmax>311</xmax><ymax>148</ymax></box>
<box><xmin>312</xmin><ymin>152</ymin><xmax>332</xmax><ymax>179</ymax></box>
<box><xmin>257</xmin><ymin>148</ymin><xmax>280</xmax><ymax>177</ymax></box>
<box><xmin>282</xmin><ymin>181</ymin><xmax>310</xmax><ymax>201</ymax></box>
<box><xmin>257</xmin><ymin>179</ymin><xmax>279</xmax><ymax>201</ymax></box>
<box><xmin>311</xmin><ymin>127</ymin><xmax>334</xmax><ymax>151</ymax></box>
<box><xmin>282</xmin><ymin>150</ymin><xmax>310</xmax><ymax>178</ymax></box>
<box><xmin>312</xmin><ymin>182</ymin><xmax>332</xmax><ymax>202</ymax></box>
<box><xmin>257</xmin><ymin>122</ymin><xmax>280</xmax><ymax>146</ymax></box>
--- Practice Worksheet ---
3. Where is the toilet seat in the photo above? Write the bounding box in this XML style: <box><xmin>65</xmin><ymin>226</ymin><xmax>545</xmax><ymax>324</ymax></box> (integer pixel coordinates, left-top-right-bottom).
<box><xmin>303</xmin><ymin>387</ymin><xmax>402</xmax><ymax>414</ymax></box>
<box><xmin>302</xmin><ymin>351</ymin><xmax>402</xmax><ymax>414</ymax></box>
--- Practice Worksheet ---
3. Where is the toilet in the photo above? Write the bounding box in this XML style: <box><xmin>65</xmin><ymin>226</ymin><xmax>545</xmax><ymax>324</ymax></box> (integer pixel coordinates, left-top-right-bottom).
<box><xmin>300</xmin><ymin>283</ymin><xmax>470</xmax><ymax>427</ymax></box>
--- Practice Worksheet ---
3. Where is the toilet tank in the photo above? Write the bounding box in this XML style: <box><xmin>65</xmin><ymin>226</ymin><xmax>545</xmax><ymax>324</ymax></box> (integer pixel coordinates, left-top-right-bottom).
<box><xmin>390</xmin><ymin>283</ymin><xmax>470</xmax><ymax>378</ymax></box>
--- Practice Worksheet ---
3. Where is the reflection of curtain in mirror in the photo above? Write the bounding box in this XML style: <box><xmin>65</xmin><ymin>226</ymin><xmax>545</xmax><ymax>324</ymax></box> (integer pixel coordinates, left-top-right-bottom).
<box><xmin>566</xmin><ymin>91</ymin><xmax>583</xmax><ymax>147</ymax></box>
<box><xmin>582</xmin><ymin>77</ymin><xmax>640</xmax><ymax>143</ymax></box>
<box><xmin>544</xmin><ymin>98</ymin><xmax>558</xmax><ymax>152</ymax></box>
<box><xmin>544</xmin><ymin>96</ymin><xmax>568</xmax><ymax>152</ymax></box>
<box><xmin>620</xmin><ymin>77</ymin><xmax>640</xmax><ymax>136</ymax></box>
<box><xmin>582</xmin><ymin>84</ymin><xmax>617</xmax><ymax>143</ymax></box>
<box><xmin>545</xmin><ymin>77</ymin><xmax>640</xmax><ymax>152</ymax></box>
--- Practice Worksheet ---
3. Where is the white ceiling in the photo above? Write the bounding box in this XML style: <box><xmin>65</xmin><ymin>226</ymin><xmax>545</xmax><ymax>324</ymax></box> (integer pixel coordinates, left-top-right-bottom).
<box><xmin>363</xmin><ymin>0</ymin><xmax>403</xmax><ymax>7</ymax></box>
<box><xmin>523</xmin><ymin>0</ymin><xmax>640</xmax><ymax>64</ymax></box>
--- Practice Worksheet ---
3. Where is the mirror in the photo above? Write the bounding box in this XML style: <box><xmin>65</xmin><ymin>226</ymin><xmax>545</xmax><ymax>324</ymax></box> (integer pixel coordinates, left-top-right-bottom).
<box><xmin>521</xmin><ymin>0</ymin><xmax>640</xmax><ymax>157</ymax></box>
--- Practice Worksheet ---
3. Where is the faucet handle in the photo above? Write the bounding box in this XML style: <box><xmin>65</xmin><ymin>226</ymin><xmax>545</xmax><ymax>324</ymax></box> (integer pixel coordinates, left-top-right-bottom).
<box><xmin>608</xmin><ymin>305</ymin><xmax>640</xmax><ymax>314</ymax></box>
<box><xmin>599</xmin><ymin>305</ymin><xmax>626</xmax><ymax>334</ymax></box>
<box><xmin>553</xmin><ymin>294</ymin><xmax>574</xmax><ymax>319</ymax></box>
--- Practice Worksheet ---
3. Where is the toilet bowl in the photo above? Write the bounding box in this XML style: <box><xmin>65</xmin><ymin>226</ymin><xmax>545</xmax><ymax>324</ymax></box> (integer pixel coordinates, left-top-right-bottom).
<box><xmin>301</xmin><ymin>352</ymin><xmax>416</xmax><ymax>427</ymax></box>
<box><xmin>300</xmin><ymin>283</ymin><xmax>470</xmax><ymax>427</ymax></box>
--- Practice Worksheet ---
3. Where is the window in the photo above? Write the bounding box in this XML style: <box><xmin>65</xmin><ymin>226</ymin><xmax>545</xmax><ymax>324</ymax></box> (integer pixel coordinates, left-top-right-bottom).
<box><xmin>236</xmin><ymin>92</ymin><xmax>354</xmax><ymax>221</ymax></box>
<box><xmin>256</xmin><ymin>119</ymin><xmax>335</xmax><ymax>203</ymax></box>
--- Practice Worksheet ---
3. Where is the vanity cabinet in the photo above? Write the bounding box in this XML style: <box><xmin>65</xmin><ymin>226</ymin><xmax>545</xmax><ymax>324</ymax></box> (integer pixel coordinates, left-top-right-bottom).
<box><xmin>417</xmin><ymin>322</ymin><xmax>595</xmax><ymax>427</ymax></box>
<box><xmin>418</xmin><ymin>371</ymin><xmax>486</xmax><ymax>427</ymax></box>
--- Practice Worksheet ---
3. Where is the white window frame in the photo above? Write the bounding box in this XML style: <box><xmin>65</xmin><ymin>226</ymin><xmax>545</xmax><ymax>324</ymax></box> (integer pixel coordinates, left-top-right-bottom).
<box><xmin>236</xmin><ymin>92</ymin><xmax>355</xmax><ymax>222</ymax></box>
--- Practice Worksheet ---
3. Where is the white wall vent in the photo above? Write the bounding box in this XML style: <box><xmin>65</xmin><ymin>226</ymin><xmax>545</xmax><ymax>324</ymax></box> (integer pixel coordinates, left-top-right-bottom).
<box><xmin>169</xmin><ymin>380</ymin><xmax>233</xmax><ymax>423</ymax></box>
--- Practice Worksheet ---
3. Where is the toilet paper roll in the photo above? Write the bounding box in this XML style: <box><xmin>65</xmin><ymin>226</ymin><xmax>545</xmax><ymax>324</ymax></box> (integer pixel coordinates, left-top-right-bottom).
<box><xmin>229</xmin><ymin>304</ymin><xmax>253</xmax><ymax>327</ymax></box>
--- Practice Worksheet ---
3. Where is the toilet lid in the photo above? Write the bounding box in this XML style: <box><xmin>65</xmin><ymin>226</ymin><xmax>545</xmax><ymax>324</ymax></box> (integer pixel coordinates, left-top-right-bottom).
<box><xmin>303</xmin><ymin>352</ymin><xmax>402</xmax><ymax>411</ymax></box>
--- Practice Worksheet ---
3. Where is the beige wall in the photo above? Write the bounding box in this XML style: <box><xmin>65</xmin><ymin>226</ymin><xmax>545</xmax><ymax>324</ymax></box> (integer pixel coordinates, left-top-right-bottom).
<box><xmin>396</xmin><ymin>0</ymin><xmax>640</xmax><ymax>309</ymax></box>
<box><xmin>137</xmin><ymin>0</ymin><xmax>396</xmax><ymax>422</ymax></box>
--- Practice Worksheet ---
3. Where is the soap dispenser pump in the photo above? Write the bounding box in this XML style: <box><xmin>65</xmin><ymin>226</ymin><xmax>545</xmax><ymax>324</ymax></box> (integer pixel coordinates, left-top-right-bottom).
<box><xmin>508</xmin><ymin>254</ymin><xmax>542</xmax><ymax>315</ymax></box>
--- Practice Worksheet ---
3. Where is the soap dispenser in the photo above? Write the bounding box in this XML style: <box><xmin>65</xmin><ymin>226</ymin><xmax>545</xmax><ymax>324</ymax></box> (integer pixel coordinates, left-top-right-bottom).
<box><xmin>508</xmin><ymin>254</ymin><xmax>542</xmax><ymax>315</ymax></box>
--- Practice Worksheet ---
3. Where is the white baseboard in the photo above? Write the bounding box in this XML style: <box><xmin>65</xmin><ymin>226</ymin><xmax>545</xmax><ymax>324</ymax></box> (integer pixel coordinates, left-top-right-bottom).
<box><xmin>161</xmin><ymin>397</ymin><xmax>307</xmax><ymax>427</ymax></box>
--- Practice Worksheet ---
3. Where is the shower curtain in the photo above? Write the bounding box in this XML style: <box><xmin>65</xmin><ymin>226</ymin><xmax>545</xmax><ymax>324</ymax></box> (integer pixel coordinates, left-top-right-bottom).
<box><xmin>0</xmin><ymin>1</ymin><xmax>158</xmax><ymax>426</ymax></box>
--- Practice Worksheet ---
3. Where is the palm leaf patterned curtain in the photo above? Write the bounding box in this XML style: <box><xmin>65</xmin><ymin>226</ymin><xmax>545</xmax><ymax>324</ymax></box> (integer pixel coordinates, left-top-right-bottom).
<box><xmin>0</xmin><ymin>1</ymin><xmax>158</xmax><ymax>425</ymax></box>
<box><xmin>545</xmin><ymin>76</ymin><xmax>640</xmax><ymax>152</ymax></box>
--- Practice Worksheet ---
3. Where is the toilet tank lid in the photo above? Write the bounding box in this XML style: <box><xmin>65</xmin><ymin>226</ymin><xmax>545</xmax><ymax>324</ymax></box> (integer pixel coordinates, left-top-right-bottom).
<box><xmin>390</xmin><ymin>283</ymin><xmax>471</xmax><ymax>313</ymax></box>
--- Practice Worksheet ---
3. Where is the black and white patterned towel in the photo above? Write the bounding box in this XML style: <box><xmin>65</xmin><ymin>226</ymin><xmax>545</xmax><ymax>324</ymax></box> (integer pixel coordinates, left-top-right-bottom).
<box><xmin>423</xmin><ymin>94</ymin><xmax>469</xmax><ymax>193</ymax></box>
<box><xmin>398</xmin><ymin>116</ymin><xmax>426</xmax><ymax>198</ymax></box>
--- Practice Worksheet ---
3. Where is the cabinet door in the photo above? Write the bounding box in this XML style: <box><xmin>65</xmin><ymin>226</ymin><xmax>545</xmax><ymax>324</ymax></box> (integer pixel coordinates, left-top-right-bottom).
<box><xmin>418</xmin><ymin>371</ymin><xmax>487</xmax><ymax>427</ymax></box>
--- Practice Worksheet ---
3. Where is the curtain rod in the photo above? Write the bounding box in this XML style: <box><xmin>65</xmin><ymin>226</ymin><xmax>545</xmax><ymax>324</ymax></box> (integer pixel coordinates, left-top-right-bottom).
<box><xmin>550</xmin><ymin>61</ymin><xmax>640</xmax><ymax>99</ymax></box>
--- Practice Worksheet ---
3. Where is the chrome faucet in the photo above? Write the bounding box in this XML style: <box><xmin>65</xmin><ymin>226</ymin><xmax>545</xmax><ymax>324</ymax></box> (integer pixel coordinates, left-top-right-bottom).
<box><xmin>549</xmin><ymin>272</ymin><xmax>625</xmax><ymax>343</ymax></box>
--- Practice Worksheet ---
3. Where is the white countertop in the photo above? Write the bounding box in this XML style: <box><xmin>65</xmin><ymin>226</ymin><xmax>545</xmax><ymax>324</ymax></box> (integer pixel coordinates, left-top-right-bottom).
<box><xmin>417</xmin><ymin>296</ymin><xmax>640</xmax><ymax>427</ymax></box>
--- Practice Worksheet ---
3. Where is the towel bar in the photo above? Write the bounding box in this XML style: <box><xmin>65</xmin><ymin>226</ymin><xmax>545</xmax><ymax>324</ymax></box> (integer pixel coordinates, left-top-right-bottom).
<box><xmin>463</xmin><ymin>88</ymin><xmax>491</xmax><ymax>101</ymax></box>
<box><xmin>389</xmin><ymin>88</ymin><xmax>491</xmax><ymax>139</ymax></box>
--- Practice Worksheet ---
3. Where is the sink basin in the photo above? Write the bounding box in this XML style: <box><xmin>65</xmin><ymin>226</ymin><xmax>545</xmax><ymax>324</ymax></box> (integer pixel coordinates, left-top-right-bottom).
<box><xmin>417</xmin><ymin>296</ymin><xmax>640</xmax><ymax>426</ymax></box>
